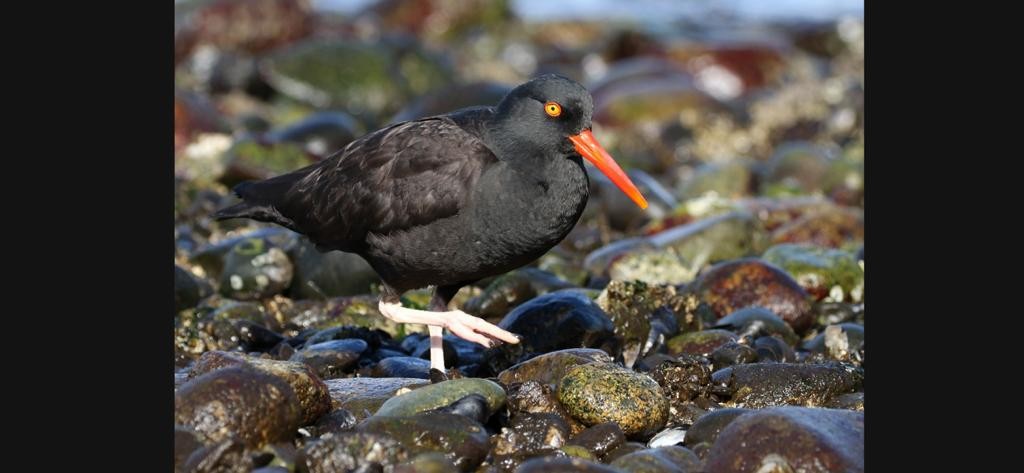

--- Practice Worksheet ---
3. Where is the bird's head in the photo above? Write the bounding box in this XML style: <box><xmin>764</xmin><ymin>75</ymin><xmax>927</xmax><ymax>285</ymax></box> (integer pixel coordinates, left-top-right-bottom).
<box><xmin>492</xmin><ymin>74</ymin><xmax>648</xmax><ymax>209</ymax></box>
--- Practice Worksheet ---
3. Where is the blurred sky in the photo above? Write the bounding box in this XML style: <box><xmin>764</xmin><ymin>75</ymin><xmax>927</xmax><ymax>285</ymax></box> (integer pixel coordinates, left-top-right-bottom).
<box><xmin>311</xmin><ymin>0</ymin><xmax>864</xmax><ymax>23</ymax></box>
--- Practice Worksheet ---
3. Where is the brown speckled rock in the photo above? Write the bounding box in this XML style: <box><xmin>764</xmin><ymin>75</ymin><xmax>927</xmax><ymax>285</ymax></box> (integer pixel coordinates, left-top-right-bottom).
<box><xmin>690</xmin><ymin>258</ymin><xmax>813</xmax><ymax>333</ymax></box>
<box><xmin>189</xmin><ymin>350</ymin><xmax>331</xmax><ymax>425</ymax></box>
<box><xmin>175</xmin><ymin>366</ymin><xmax>302</xmax><ymax>448</ymax></box>
<box><xmin>557</xmin><ymin>362</ymin><xmax>669</xmax><ymax>437</ymax></box>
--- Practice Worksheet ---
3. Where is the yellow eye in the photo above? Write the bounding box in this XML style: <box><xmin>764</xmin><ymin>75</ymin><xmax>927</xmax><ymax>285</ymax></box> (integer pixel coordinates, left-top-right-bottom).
<box><xmin>544</xmin><ymin>101</ymin><xmax>562</xmax><ymax>117</ymax></box>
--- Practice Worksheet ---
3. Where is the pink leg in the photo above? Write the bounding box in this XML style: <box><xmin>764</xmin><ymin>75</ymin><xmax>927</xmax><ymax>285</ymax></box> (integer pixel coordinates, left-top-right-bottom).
<box><xmin>428</xmin><ymin>325</ymin><xmax>445</xmax><ymax>371</ymax></box>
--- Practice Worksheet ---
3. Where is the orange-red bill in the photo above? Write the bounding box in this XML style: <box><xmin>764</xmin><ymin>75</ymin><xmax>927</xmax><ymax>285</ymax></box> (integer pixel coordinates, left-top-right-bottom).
<box><xmin>569</xmin><ymin>130</ymin><xmax>648</xmax><ymax>209</ymax></box>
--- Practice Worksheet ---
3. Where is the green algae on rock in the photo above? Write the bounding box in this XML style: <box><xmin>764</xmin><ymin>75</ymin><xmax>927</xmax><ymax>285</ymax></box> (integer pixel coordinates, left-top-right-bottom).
<box><xmin>558</xmin><ymin>362</ymin><xmax>669</xmax><ymax>437</ymax></box>
<box><xmin>762</xmin><ymin>243</ymin><xmax>864</xmax><ymax>302</ymax></box>
<box><xmin>373</xmin><ymin>378</ymin><xmax>506</xmax><ymax>418</ymax></box>
<box><xmin>666</xmin><ymin>330</ymin><xmax>738</xmax><ymax>356</ymax></box>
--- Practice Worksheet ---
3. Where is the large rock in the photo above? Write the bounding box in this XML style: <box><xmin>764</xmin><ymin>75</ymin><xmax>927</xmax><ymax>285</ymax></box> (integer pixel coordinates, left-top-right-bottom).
<box><xmin>188</xmin><ymin>351</ymin><xmax>331</xmax><ymax>425</ymax></box>
<box><xmin>558</xmin><ymin>362</ymin><xmax>669</xmax><ymax>437</ymax></box>
<box><xmin>175</xmin><ymin>366</ymin><xmax>302</xmax><ymax>448</ymax></box>
<box><xmin>704</xmin><ymin>407</ymin><xmax>863</xmax><ymax>473</ymax></box>
<box><xmin>690</xmin><ymin>258</ymin><xmax>813</xmax><ymax>333</ymax></box>
<box><xmin>373</xmin><ymin>378</ymin><xmax>506</xmax><ymax>418</ymax></box>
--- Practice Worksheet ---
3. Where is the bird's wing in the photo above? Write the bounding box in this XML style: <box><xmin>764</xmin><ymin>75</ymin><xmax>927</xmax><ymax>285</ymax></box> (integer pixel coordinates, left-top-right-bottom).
<box><xmin>279</xmin><ymin>113</ymin><xmax>498</xmax><ymax>249</ymax></box>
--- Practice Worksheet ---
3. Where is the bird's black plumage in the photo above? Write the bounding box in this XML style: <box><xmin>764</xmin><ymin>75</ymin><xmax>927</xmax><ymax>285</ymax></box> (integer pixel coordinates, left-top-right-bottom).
<box><xmin>215</xmin><ymin>75</ymin><xmax>603</xmax><ymax>302</ymax></box>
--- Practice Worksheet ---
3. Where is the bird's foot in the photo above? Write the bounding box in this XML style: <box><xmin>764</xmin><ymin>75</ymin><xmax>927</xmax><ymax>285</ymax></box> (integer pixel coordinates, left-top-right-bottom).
<box><xmin>378</xmin><ymin>301</ymin><xmax>520</xmax><ymax>348</ymax></box>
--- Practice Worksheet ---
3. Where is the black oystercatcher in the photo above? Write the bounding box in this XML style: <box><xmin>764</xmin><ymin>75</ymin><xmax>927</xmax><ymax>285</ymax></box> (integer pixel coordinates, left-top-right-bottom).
<box><xmin>214</xmin><ymin>74</ymin><xmax>648</xmax><ymax>373</ymax></box>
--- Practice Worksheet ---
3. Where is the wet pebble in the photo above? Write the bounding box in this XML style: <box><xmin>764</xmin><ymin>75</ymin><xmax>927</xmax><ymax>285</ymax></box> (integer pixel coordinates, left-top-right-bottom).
<box><xmin>802</xmin><ymin>323</ymin><xmax>864</xmax><ymax>363</ymax></box>
<box><xmin>303</xmin><ymin>325</ymin><xmax>387</xmax><ymax>350</ymax></box>
<box><xmin>175</xmin><ymin>366</ymin><xmax>302</xmax><ymax>448</ymax></box>
<box><xmin>566</xmin><ymin>422</ymin><xmax>625</xmax><ymax>460</ymax></box>
<box><xmin>311</xmin><ymin>409</ymin><xmax>357</xmax><ymax>436</ymax></box>
<box><xmin>236</xmin><ymin>321</ymin><xmax>285</xmax><ymax>352</ymax></box>
<box><xmin>704</xmin><ymin>407</ymin><xmax>863</xmax><ymax>473</ymax></box>
<box><xmin>359</xmin><ymin>412</ymin><xmax>489</xmax><ymax>472</ymax></box>
<box><xmin>649</xmin><ymin>355</ymin><xmax>714</xmax><ymax>425</ymax></box>
<box><xmin>761</xmin><ymin>142</ymin><xmax>832</xmax><ymax>195</ymax></box>
<box><xmin>289</xmin><ymin>339</ymin><xmax>368</xmax><ymax>379</ymax></box>
<box><xmin>683</xmin><ymin>407</ymin><xmax>751</xmax><ymax>449</ymax></box>
<box><xmin>506</xmin><ymin>380</ymin><xmax>585</xmax><ymax>435</ymax></box>
<box><xmin>603</xmin><ymin>441</ymin><xmax>648</xmax><ymax>463</ymax></box>
<box><xmin>762</xmin><ymin>243</ymin><xmax>864</xmax><ymax>302</ymax></box>
<box><xmin>218</xmin><ymin>238</ymin><xmax>294</xmax><ymax>300</ymax></box>
<box><xmin>666</xmin><ymin>330</ymin><xmax>738</xmax><ymax>357</ymax></box>
<box><xmin>484</xmin><ymin>290</ymin><xmax>617</xmax><ymax>375</ymax></box>
<box><xmin>183</xmin><ymin>438</ymin><xmax>253</xmax><ymax>473</ymax></box>
<box><xmin>753</xmin><ymin>335</ymin><xmax>796</xmax><ymax>362</ymax></box>
<box><xmin>175</xmin><ymin>425</ymin><xmax>205</xmax><ymax>473</ymax></box>
<box><xmin>713</xmin><ymin>307</ymin><xmax>799</xmax><ymax>345</ymax></box>
<box><xmin>427</xmin><ymin>394</ymin><xmax>491</xmax><ymax>424</ymax></box>
<box><xmin>190</xmin><ymin>227</ymin><xmax>296</xmax><ymax>278</ymax></box>
<box><xmin>176</xmin><ymin>265</ymin><xmax>206</xmax><ymax>312</ymax></box>
<box><xmin>491</xmin><ymin>413</ymin><xmax>571</xmax><ymax>471</ymax></box>
<box><xmin>558</xmin><ymin>362</ymin><xmax>669</xmax><ymax>437</ymax></box>
<box><xmin>324</xmin><ymin>377</ymin><xmax>428</xmax><ymax>421</ymax></box>
<box><xmin>297</xmin><ymin>432</ymin><xmax>409</xmax><ymax>473</ymax></box>
<box><xmin>691</xmin><ymin>258</ymin><xmax>813</xmax><ymax>333</ymax></box>
<box><xmin>708</xmin><ymin>342</ymin><xmax>758</xmax><ymax>370</ymax></box>
<box><xmin>373</xmin><ymin>378</ymin><xmax>506</xmax><ymax>418</ymax></box>
<box><xmin>497</xmin><ymin>348</ymin><xmax>613</xmax><ymax>387</ymax></box>
<box><xmin>188</xmin><ymin>350</ymin><xmax>331</xmax><ymax>425</ymax></box>
<box><xmin>371</xmin><ymin>356</ymin><xmax>432</xmax><ymax>379</ymax></box>
<box><xmin>609</xmin><ymin>446</ymin><xmax>701</xmax><ymax>473</ymax></box>
<box><xmin>711</xmin><ymin>362</ymin><xmax>863</xmax><ymax>408</ymax></box>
